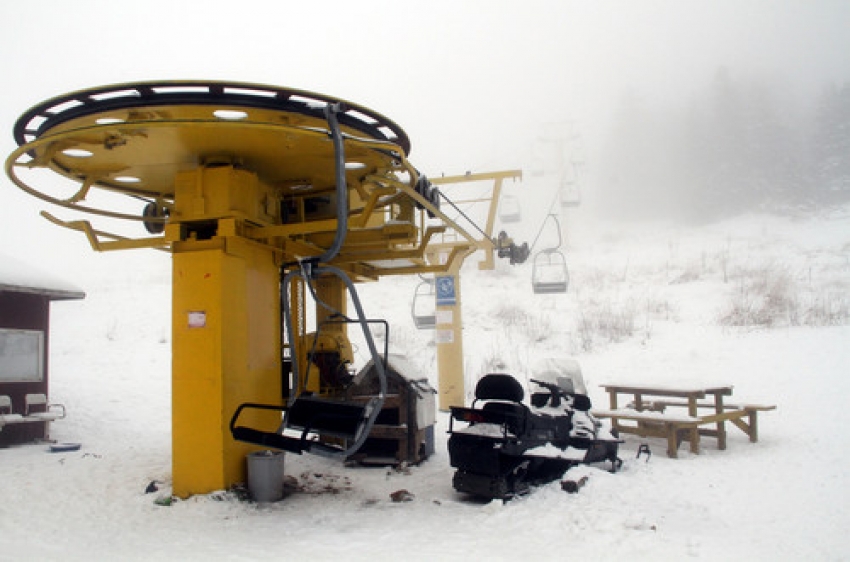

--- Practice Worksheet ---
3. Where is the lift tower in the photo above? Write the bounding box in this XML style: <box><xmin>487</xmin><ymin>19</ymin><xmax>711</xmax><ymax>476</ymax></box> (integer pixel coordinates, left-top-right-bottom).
<box><xmin>6</xmin><ymin>81</ymin><xmax>520</xmax><ymax>497</ymax></box>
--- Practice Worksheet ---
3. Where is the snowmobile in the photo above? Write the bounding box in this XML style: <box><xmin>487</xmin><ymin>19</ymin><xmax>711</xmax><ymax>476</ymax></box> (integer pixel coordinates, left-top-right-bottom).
<box><xmin>447</xmin><ymin>363</ymin><xmax>621</xmax><ymax>500</ymax></box>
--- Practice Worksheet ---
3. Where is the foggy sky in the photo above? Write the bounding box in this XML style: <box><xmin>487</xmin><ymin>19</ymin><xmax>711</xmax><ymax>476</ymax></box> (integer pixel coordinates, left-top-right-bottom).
<box><xmin>1</xmin><ymin>0</ymin><xmax>847</xmax><ymax>276</ymax></box>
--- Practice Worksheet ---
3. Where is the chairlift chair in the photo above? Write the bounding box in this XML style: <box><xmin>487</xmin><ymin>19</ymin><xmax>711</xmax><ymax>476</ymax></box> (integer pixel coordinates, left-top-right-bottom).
<box><xmin>499</xmin><ymin>194</ymin><xmax>521</xmax><ymax>223</ymax></box>
<box><xmin>411</xmin><ymin>278</ymin><xmax>436</xmax><ymax>330</ymax></box>
<box><xmin>231</xmin><ymin>305</ymin><xmax>390</xmax><ymax>459</ymax></box>
<box><xmin>559</xmin><ymin>177</ymin><xmax>581</xmax><ymax>208</ymax></box>
<box><xmin>531</xmin><ymin>213</ymin><xmax>569</xmax><ymax>294</ymax></box>
<box><xmin>532</xmin><ymin>249</ymin><xmax>569</xmax><ymax>294</ymax></box>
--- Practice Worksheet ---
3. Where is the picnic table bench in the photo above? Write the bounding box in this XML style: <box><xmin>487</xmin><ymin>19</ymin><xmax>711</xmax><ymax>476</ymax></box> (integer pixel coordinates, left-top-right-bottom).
<box><xmin>592</xmin><ymin>384</ymin><xmax>775</xmax><ymax>458</ymax></box>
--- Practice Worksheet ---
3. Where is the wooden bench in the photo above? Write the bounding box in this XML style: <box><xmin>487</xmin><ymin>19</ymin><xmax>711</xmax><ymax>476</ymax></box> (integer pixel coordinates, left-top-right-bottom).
<box><xmin>634</xmin><ymin>399</ymin><xmax>775</xmax><ymax>441</ymax></box>
<box><xmin>596</xmin><ymin>384</ymin><xmax>776</xmax><ymax>458</ymax></box>
<box><xmin>591</xmin><ymin>408</ymin><xmax>702</xmax><ymax>458</ymax></box>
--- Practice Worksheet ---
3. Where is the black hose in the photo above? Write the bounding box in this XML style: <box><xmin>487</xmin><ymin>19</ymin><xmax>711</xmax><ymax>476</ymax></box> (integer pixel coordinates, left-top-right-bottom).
<box><xmin>317</xmin><ymin>102</ymin><xmax>348</xmax><ymax>264</ymax></box>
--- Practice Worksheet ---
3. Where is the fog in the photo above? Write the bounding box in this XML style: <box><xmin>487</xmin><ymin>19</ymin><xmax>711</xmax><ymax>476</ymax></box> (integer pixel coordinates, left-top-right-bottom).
<box><xmin>1</xmin><ymin>1</ymin><xmax>848</xmax><ymax>272</ymax></box>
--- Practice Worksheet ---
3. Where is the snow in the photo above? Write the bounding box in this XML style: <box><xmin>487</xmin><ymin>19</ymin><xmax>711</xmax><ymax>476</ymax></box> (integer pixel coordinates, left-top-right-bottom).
<box><xmin>523</xmin><ymin>443</ymin><xmax>591</xmax><ymax>462</ymax></box>
<box><xmin>452</xmin><ymin>422</ymin><xmax>512</xmax><ymax>438</ymax></box>
<box><xmin>2</xmin><ymin>207</ymin><xmax>850</xmax><ymax>561</ymax></box>
<box><xmin>0</xmin><ymin>253</ymin><xmax>85</xmax><ymax>299</ymax></box>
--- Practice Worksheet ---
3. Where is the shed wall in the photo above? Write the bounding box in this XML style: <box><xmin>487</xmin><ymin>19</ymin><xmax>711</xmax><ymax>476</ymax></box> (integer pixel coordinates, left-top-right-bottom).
<box><xmin>0</xmin><ymin>291</ymin><xmax>51</xmax><ymax>444</ymax></box>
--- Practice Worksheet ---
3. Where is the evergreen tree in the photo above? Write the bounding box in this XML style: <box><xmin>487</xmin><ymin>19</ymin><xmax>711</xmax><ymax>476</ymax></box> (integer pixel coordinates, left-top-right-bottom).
<box><xmin>596</xmin><ymin>68</ymin><xmax>842</xmax><ymax>221</ymax></box>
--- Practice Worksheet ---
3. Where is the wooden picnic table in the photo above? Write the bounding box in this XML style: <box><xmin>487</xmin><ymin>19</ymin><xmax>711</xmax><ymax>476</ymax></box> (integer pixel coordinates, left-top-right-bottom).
<box><xmin>594</xmin><ymin>383</ymin><xmax>774</xmax><ymax>458</ymax></box>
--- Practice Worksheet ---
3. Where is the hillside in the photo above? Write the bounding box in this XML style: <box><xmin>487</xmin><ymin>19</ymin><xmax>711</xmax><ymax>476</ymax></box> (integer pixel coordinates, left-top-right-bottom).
<box><xmin>2</xmin><ymin>206</ymin><xmax>848</xmax><ymax>560</ymax></box>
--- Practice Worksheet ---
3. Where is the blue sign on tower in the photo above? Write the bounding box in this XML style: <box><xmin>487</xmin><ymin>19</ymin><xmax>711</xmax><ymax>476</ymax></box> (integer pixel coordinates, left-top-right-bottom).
<box><xmin>435</xmin><ymin>275</ymin><xmax>456</xmax><ymax>306</ymax></box>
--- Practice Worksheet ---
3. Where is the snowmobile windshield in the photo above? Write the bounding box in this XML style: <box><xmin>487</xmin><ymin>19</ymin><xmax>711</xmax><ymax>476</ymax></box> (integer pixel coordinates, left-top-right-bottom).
<box><xmin>529</xmin><ymin>357</ymin><xmax>588</xmax><ymax>396</ymax></box>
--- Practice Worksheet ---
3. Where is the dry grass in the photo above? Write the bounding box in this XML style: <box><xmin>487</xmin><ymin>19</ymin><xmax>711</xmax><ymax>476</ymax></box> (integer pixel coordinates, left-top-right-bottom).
<box><xmin>575</xmin><ymin>298</ymin><xmax>637</xmax><ymax>352</ymax></box>
<box><xmin>493</xmin><ymin>304</ymin><xmax>553</xmax><ymax>343</ymax></box>
<box><xmin>718</xmin><ymin>262</ymin><xmax>850</xmax><ymax>327</ymax></box>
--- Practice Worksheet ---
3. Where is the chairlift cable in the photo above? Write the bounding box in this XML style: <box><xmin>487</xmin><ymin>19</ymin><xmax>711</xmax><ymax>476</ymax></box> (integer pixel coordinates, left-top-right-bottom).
<box><xmin>441</xmin><ymin>192</ymin><xmax>485</xmax><ymax>226</ymax></box>
<box><xmin>438</xmin><ymin>191</ymin><xmax>492</xmax><ymax>243</ymax></box>
<box><xmin>528</xmin><ymin>189</ymin><xmax>562</xmax><ymax>253</ymax></box>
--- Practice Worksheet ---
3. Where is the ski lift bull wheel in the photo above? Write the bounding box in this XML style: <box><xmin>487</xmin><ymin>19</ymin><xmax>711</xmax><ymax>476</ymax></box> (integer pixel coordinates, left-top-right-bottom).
<box><xmin>532</xmin><ymin>249</ymin><xmax>569</xmax><ymax>294</ymax></box>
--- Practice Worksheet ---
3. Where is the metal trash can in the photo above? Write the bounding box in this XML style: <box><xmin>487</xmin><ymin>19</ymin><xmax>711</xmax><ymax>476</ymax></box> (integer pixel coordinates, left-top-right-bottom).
<box><xmin>246</xmin><ymin>450</ymin><xmax>285</xmax><ymax>503</ymax></box>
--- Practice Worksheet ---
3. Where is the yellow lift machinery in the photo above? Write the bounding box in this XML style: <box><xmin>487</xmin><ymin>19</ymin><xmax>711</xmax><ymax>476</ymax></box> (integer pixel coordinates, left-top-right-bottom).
<box><xmin>5</xmin><ymin>80</ymin><xmax>526</xmax><ymax>497</ymax></box>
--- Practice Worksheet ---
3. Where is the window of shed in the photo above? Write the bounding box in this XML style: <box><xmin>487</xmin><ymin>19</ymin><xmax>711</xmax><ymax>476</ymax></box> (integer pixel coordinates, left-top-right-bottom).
<box><xmin>0</xmin><ymin>328</ymin><xmax>44</xmax><ymax>382</ymax></box>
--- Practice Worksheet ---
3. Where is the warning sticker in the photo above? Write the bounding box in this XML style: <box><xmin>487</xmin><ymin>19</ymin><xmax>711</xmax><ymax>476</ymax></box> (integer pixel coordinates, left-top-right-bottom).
<box><xmin>435</xmin><ymin>309</ymin><xmax>453</xmax><ymax>325</ymax></box>
<box><xmin>188</xmin><ymin>311</ymin><xmax>206</xmax><ymax>328</ymax></box>
<box><xmin>435</xmin><ymin>329</ymin><xmax>454</xmax><ymax>344</ymax></box>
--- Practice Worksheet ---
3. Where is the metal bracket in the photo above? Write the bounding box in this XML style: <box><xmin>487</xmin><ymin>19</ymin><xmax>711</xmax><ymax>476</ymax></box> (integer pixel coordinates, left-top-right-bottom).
<box><xmin>40</xmin><ymin>211</ymin><xmax>168</xmax><ymax>252</ymax></box>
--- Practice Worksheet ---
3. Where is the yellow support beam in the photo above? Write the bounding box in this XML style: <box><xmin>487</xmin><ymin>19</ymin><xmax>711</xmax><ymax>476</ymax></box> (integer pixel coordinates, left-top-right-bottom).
<box><xmin>170</xmin><ymin>172</ymin><xmax>282</xmax><ymax>497</ymax></box>
<box><xmin>434</xmin><ymin>266</ymin><xmax>466</xmax><ymax>410</ymax></box>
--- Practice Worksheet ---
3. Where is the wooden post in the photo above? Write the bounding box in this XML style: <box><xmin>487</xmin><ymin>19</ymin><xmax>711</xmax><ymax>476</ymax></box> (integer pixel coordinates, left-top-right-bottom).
<box><xmin>666</xmin><ymin>429</ymin><xmax>680</xmax><ymax>459</ymax></box>
<box><xmin>714</xmin><ymin>392</ymin><xmax>727</xmax><ymax>450</ymax></box>
<box><xmin>747</xmin><ymin>409</ymin><xmax>759</xmax><ymax>442</ymax></box>
<box><xmin>687</xmin><ymin>394</ymin><xmax>699</xmax><ymax>454</ymax></box>
<box><xmin>607</xmin><ymin>390</ymin><xmax>618</xmax><ymax>410</ymax></box>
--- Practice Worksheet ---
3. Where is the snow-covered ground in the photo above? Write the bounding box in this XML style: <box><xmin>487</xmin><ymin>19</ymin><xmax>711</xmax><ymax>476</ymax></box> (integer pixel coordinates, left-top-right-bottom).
<box><xmin>2</xmin><ymin>206</ymin><xmax>849</xmax><ymax>561</ymax></box>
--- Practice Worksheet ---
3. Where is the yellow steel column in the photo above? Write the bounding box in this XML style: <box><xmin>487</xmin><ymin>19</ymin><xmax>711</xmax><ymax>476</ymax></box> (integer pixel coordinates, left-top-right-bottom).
<box><xmin>314</xmin><ymin>275</ymin><xmax>347</xmax><ymax>330</ymax></box>
<box><xmin>170</xmin><ymin>170</ymin><xmax>281</xmax><ymax>498</ymax></box>
<box><xmin>293</xmin><ymin>275</ymin><xmax>350</xmax><ymax>396</ymax></box>
<box><xmin>434</xmin><ymin>266</ymin><xmax>465</xmax><ymax>410</ymax></box>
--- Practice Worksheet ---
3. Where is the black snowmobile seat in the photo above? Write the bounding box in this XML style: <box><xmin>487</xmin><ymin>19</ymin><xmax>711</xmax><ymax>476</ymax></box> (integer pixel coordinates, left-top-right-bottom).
<box><xmin>474</xmin><ymin>374</ymin><xmax>528</xmax><ymax>436</ymax></box>
<box><xmin>449</xmin><ymin>374</ymin><xmax>531</xmax><ymax>436</ymax></box>
<box><xmin>473</xmin><ymin>374</ymin><xmax>525</xmax><ymax>405</ymax></box>
<box><xmin>481</xmin><ymin>402</ymin><xmax>527</xmax><ymax>436</ymax></box>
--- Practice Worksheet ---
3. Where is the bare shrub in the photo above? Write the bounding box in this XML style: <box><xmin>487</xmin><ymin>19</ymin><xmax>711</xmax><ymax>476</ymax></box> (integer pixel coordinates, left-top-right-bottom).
<box><xmin>643</xmin><ymin>293</ymin><xmax>676</xmax><ymax>321</ymax></box>
<box><xmin>575</xmin><ymin>299</ymin><xmax>637</xmax><ymax>352</ymax></box>
<box><xmin>493</xmin><ymin>304</ymin><xmax>553</xmax><ymax>343</ymax></box>
<box><xmin>719</xmin><ymin>263</ymin><xmax>797</xmax><ymax>327</ymax></box>
<box><xmin>573</xmin><ymin>264</ymin><xmax>673</xmax><ymax>350</ymax></box>
<box><xmin>669</xmin><ymin>262</ymin><xmax>703</xmax><ymax>284</ymax></box>
<box><xmin>797</xmin><ymin>291</ymin><xmax>850</xmax><ymax>326</ymax></box>
<box><xmin>477</xmin><ymin>351</ymin><xmax>510</xmax><ymax>375</ymax></box>
<box><xmin>719</xmin><ymin>260</ymin><xmax>850</xmax><ymax>328</ymax></box>
<box><xmin>717</xmin><ymin>239</ymin><xmax>732</xmax><ymax>283</ymax></box>
<box><xmin>640</xmin><ymin>293</ymin><xmax>677</xmax><ymax>343</ymax></box>
<box><xmin>493</xmin><ymin>304</ymin><xmax>529</xmax><ymax>327</ymax></box>
<box><xmin>523</xmin><ymin>314</ymin><xmax>553</xmax><ymax>343</ymax></box>
<box><xmin>574</xmin><ymin>266</ymin><xmax>624</xmax><ymax>292</ymax></box>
